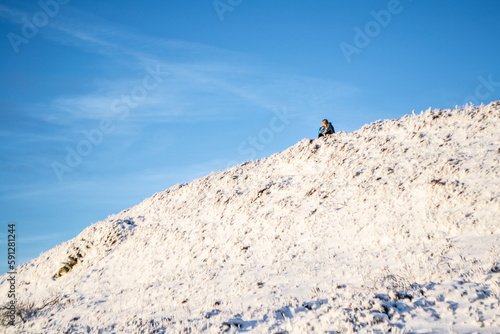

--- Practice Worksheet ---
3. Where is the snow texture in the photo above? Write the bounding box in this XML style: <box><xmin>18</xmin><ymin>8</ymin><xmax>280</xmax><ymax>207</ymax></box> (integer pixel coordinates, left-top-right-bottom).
<box><xmin>1</xmin><ymin>102</ymin><xmax>499</xmax><ymax>333</ymax></box>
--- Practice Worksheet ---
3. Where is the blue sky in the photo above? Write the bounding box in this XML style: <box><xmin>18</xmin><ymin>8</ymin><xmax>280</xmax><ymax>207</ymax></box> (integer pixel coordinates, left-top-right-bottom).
<box><xmin>1</xmin><ymin>0</ymin><xmax>499</xmax><ymax>274</ymax></box>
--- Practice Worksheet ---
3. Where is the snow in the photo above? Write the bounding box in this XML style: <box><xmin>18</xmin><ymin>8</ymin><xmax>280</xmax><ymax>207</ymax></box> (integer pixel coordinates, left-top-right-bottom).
<box><xmin>1</xmin><ymin>102</ymin><xmax>499</xmax><ymax>333</ymax></box>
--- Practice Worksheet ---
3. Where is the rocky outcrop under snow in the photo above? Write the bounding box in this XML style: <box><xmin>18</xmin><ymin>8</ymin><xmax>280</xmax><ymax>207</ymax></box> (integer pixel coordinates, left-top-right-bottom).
<box><xmin>1</xmin><ymin>102</ymin><xmax>499</xmax><ymax>333</ymax></box>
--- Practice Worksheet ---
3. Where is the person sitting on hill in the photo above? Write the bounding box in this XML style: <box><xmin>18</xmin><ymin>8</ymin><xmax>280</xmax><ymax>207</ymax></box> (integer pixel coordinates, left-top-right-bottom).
<box><xmin>318</xmin><ymin>119</ymin><xmax>335</xmax><ymax>138</ymax></box>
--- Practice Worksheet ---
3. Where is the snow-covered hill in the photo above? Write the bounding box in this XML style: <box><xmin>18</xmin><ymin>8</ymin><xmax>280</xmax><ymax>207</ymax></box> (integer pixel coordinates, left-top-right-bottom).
<box><xmin>1</xmin><ymin>102</ymin><xmax>499</xmax><ymax>333</ymax></box>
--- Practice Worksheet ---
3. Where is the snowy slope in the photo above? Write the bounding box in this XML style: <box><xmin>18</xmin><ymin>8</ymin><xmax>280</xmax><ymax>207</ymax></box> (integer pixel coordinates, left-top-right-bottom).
<box><xmin>1</xmin><ymin>102</ymin><xmax>499</xmax><ymax>333</ymax></box>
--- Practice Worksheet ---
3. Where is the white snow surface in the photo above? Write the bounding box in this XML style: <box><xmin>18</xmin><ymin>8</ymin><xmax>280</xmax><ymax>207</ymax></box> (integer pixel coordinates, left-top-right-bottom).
<box><xmin>1</xmin><ymin>102</ymin><xmax>500</xmax><ymax>333</ymax></box>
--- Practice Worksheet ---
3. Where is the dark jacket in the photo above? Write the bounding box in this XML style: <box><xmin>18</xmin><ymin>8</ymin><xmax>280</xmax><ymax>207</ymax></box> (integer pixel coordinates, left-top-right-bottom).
<box><xmin>320</xmin><ymin>123</ymin><xmax>335</xmax><ymax>135</ymax></box>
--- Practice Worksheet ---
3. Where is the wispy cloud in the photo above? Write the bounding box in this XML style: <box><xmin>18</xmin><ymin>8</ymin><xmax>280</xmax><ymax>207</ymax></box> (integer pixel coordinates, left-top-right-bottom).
<box><xmin>0</xmin><ymin>4</ymin><xmax>27</xmax><ymax>25</ymax></box>
<box><xmin>2</xmin><ymin>3</ymin><xmax>358</xmax><ymax>125</ymax></box>
<box><xmin>37</xmin><ymin>5</ymin><xmax>237</xmax><ymax>64</ymax></box>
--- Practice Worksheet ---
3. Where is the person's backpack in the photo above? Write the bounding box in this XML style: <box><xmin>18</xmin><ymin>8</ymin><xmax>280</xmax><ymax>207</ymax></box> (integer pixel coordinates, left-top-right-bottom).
<box><xmin>324</xmin><ymin>123</ymin><xmax>335</xmax><ymax>135</ymax></box>
<box><xmin>330</xmin><ymin>123</ymin><xmax>335</xmax><ymax>134</ymax></box>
